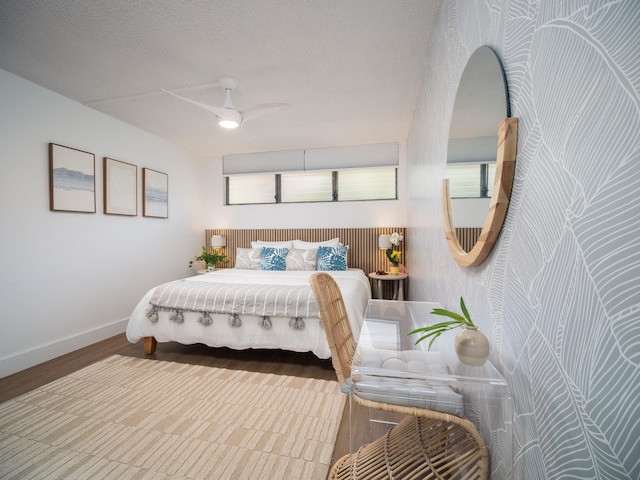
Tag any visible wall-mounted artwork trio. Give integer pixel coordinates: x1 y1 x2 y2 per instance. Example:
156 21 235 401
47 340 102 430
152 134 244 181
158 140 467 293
48 143 167 218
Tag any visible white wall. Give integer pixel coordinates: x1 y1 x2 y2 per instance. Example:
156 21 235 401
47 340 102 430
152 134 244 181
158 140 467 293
0 70 206 377
203 144 409 229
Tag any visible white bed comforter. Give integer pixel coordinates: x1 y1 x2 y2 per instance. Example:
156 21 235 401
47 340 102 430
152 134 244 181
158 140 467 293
126 268 371 359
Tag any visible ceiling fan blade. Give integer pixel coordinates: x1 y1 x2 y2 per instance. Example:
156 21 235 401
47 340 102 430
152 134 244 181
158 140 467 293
240 103 291 122
161 89 226 117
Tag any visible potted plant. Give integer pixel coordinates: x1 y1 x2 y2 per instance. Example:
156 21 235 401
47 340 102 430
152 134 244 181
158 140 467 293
385 232 403 274
188 246 227 271
409 297 490 366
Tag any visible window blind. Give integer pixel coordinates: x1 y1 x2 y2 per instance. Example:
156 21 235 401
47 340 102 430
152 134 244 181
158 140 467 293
447 136 497 163
223 149 304 175
223 142 399 175
304 143 399 171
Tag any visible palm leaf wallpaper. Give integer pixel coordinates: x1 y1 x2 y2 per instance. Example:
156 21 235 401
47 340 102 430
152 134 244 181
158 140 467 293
408 1 639 479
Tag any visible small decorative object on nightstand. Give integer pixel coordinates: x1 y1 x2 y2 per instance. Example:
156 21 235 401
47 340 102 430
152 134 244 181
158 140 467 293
368 272 408 300
379 232 404 275
189 235 227 271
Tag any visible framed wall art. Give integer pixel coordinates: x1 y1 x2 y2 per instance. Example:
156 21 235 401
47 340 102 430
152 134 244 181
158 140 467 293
143 168 168 218
49 143 96 213
103 157 137 216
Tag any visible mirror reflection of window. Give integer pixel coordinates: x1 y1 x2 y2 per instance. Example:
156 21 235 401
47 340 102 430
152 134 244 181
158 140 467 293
446 162 496 198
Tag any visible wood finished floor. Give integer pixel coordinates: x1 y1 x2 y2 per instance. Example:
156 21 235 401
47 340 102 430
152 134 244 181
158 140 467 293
0 334 393 467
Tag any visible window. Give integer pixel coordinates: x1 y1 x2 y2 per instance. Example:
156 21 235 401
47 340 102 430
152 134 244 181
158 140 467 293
487 163 496 197
227 174 275 205
338 167 397 201
281 171 333 203
447 163 495 198
223 143 399 205
226 167 397 205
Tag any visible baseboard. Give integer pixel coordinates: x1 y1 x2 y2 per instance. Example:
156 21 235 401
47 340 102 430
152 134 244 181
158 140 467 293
0 318 128 379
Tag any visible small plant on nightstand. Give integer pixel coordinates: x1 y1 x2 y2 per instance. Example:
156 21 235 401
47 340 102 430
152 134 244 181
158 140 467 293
188 246 227 270
384 231 404 274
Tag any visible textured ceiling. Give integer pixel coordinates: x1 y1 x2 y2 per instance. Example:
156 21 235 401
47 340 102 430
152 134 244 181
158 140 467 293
0 0 439 157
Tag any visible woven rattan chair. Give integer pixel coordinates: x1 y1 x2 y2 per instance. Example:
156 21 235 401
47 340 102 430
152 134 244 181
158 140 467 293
310 272 489 480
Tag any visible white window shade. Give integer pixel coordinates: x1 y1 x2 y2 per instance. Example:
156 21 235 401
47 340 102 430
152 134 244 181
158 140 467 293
304 143 399 171
447 136 497 163
223 142 399 175
223 149 304 175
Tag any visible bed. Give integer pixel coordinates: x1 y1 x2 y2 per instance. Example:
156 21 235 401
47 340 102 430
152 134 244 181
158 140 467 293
127 228 407 358
126 266 372 359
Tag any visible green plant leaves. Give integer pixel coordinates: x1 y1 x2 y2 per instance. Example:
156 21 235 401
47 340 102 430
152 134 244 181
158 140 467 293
409 320 461 346
189 246 227 268
459 297 472 325
408 297 475 348
430 297 474 326
430 308 466 323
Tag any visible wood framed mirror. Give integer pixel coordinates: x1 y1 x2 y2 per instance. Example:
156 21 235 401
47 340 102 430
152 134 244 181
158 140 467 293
442 46 518 267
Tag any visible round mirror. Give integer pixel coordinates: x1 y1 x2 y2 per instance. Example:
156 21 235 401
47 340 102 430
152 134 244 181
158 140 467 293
442 46 518 267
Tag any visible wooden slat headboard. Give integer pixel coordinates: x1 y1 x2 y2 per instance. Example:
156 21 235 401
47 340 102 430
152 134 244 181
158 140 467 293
204 227 407 277
455 227 483 253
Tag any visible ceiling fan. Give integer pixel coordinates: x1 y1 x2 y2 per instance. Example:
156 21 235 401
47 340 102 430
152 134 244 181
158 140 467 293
162 77 290 129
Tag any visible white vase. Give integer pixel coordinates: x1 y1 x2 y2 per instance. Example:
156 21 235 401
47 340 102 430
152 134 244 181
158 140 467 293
454 326 490 366
207 264 216 272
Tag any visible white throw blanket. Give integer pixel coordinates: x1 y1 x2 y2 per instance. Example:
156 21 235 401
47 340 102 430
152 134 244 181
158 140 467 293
147 280 319 318
126 268 372 359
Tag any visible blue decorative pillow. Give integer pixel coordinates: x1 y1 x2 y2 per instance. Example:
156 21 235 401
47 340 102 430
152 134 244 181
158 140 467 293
259 247 288 271
317 246 348 271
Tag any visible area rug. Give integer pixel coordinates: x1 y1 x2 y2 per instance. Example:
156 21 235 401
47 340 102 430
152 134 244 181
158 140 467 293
0 355 345 479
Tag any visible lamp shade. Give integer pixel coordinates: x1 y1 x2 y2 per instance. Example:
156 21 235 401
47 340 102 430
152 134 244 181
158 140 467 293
211 235 226 248
378 234 392 249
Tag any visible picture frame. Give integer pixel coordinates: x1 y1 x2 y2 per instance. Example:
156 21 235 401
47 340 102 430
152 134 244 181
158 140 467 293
103 157 137 216
143 168 168 218
49 143 96 213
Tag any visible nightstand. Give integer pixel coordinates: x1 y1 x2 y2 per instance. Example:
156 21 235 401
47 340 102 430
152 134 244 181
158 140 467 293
368 272 408 300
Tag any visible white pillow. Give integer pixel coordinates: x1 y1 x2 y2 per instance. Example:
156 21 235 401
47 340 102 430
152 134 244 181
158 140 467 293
235 247 262 270
292 237 341 249
286 248 318 271
251 240 294 248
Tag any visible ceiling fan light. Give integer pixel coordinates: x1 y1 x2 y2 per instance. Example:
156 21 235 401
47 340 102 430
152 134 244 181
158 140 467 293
219 119 239 129
218 107 242 129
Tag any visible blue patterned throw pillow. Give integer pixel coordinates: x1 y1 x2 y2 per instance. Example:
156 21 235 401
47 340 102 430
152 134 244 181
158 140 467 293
317 245 348 271
259 247 288 271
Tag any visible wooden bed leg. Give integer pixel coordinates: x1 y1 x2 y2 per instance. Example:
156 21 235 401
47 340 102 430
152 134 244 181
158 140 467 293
144 336 157 355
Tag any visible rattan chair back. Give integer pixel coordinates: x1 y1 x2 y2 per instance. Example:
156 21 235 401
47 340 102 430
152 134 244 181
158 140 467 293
310 272 357 385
